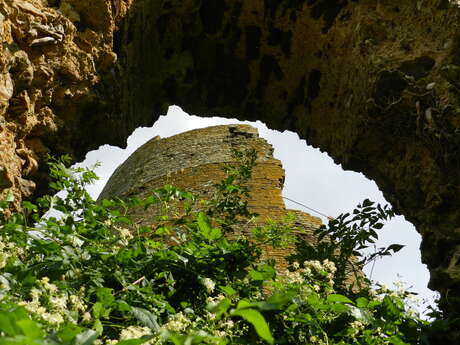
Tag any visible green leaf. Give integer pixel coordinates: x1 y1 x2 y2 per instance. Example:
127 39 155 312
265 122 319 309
56 324 83 343
16 320 43 339
389 335 409 345
21 201 37 213
101 199 115 207
248 270 265 281
209 227 222 240
0 313 17 336
96 288 115 305
92 302 103 319
347 306 374 323
362 199 374 207
387 244 405 253
382 296 403 318
0 307 30 337
327 294 354 305
373 222 384 229
208 298 231 319
74 329 99 345
231 308 274 344
264 291 297 309
93 319 103 335
131 307 160 332
0 336 34 345
116 338 153 345
219 285 237 296
236 300 252 309
356 297 369 308
329 303 351 313
5 190 14 203
197 212 211 233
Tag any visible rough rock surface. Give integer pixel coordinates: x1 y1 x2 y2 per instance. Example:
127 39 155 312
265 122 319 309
0 0 133 205
0 0 460 339
99 124 323 271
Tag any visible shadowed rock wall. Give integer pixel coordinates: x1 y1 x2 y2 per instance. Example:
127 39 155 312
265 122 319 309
99 124 322 270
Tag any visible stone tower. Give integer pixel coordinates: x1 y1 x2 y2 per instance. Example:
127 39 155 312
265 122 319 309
99 124 322 269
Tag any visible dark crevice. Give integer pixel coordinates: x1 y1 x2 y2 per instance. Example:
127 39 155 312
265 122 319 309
399 56 435 80
307 0 349 33
268 27 292 56
373 71 408 107
200 0 226 34
256 55 284 99
245 25 262 60
306 69 322 109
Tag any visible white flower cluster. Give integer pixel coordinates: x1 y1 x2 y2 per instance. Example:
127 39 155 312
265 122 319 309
373 279 422 318
120 326 152 341
105 308 237 345
201 277 216 293
303 259 337 274
206 294 226 310
163 312 191 332
0 236 24 269
17 277 89 327
276 259 337 293
105 326 154 345
114 226 134 246
346 319 388 343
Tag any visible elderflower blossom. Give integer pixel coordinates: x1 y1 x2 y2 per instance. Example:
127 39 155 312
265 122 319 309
82 312 92 322
16 277 90 328
0 253 7 269
201 277 216 293
0 237 24 269
42 312 64 325
69 294 86 311
117 227 134 241
323 259 337 273
120 326 152 340
350 320 364 330
283 269 305 284
206 294 226 306
163 312 191 332
304 260 323 271
30 288 42 300
50 295 68 310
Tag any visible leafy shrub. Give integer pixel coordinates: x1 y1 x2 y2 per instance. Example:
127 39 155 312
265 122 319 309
0 153 433 344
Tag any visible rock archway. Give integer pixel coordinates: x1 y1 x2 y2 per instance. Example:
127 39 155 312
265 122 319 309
0 0 459 338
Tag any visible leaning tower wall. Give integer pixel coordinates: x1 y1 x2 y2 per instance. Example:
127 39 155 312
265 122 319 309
99 124 322 270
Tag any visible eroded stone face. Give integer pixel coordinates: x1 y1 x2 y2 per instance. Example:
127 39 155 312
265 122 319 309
0 0 133 205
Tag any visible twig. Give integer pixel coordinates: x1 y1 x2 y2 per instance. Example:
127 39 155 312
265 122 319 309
114 276 146 295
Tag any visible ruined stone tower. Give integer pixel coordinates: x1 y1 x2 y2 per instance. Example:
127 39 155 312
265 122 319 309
99 124 322 269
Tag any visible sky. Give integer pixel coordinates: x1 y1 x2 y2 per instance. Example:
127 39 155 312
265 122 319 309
76 105 439 314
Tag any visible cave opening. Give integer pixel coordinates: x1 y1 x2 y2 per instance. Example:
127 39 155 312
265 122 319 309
75 105 438 315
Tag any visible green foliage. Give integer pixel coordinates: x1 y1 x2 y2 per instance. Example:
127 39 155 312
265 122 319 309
0 151 436 344
289 199 402 296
